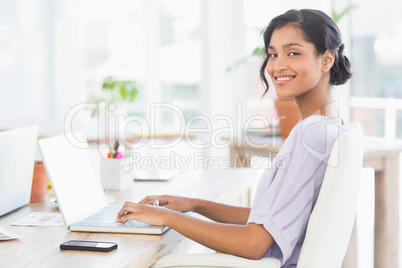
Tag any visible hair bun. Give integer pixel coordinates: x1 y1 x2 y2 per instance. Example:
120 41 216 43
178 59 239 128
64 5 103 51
330 43 352 85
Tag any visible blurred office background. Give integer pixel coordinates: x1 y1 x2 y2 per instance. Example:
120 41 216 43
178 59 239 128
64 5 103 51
2 0 402 139
0 0 402 267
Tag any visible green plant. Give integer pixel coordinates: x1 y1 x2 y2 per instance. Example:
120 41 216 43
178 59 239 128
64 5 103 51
227 5 358 72
226 47 264 72
89 76 139 117
332 4 358 24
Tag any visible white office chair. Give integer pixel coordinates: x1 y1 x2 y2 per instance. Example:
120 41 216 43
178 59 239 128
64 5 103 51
152 122 365 268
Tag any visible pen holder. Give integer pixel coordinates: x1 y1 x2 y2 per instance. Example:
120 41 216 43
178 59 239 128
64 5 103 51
100 158 133 191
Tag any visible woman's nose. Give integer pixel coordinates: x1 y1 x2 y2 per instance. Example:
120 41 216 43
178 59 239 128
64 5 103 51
274 55 287 72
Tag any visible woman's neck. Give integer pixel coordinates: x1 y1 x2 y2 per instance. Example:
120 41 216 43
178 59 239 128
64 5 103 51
294 86 334 120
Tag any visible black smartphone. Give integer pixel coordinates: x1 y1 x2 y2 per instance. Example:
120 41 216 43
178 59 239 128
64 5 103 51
60 240 117 252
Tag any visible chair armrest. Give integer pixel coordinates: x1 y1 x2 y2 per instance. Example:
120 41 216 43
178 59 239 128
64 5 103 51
151 253 281 268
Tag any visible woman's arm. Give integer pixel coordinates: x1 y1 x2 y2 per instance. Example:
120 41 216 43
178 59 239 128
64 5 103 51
191 199 251 225
139 195 251 225
116 202 273 260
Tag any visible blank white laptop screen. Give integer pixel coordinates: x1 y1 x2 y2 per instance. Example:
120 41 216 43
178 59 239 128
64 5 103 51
39 132 107 226
0 125 38 217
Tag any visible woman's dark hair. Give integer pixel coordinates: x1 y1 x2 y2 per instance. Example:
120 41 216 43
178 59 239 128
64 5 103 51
260 9 352 95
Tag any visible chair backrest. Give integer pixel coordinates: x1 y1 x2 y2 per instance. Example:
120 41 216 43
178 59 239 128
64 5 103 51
297 122 364 268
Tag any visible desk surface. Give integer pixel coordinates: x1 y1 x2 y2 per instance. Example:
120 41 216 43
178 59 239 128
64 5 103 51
0 168 261 268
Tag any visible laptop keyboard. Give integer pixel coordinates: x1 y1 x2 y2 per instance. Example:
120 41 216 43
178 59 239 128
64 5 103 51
85 205 121 224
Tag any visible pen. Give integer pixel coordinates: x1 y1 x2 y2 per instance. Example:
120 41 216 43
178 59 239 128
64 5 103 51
116 144 125 159
107 146 113 158
113 140 119 158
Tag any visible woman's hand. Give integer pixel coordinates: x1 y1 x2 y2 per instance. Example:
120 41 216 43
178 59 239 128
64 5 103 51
116 201 172 226
139 195 195 213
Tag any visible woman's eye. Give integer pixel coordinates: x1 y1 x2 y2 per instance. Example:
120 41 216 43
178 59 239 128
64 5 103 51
268 53 277 58
288 52 300 56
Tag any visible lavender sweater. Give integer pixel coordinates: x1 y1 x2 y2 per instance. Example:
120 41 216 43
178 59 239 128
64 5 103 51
247 115 346 267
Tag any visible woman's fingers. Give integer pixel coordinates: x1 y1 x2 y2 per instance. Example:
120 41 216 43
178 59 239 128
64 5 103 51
139 195 161 205
116 202 138 222
116 202 169 226
139 195 191 212
139 195 172 207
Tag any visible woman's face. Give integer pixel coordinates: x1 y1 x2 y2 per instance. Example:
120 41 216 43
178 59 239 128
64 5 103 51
266 25 326 99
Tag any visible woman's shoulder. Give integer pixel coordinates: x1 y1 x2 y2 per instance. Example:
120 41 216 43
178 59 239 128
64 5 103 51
279 115 346 159
295 115 345 137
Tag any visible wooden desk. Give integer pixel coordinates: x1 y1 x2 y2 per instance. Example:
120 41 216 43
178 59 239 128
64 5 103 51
227 135 402 268
0 168 261 268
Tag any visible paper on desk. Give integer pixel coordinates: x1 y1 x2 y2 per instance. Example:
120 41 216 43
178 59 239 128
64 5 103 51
11 212 64 227
0 226 22 241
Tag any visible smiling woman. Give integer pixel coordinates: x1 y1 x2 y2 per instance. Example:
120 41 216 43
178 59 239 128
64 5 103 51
116 9 352 268
260 10 352 119
266 27 326 99
257 8 352 138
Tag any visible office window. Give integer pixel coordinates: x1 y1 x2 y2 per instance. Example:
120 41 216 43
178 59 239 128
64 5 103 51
397 110 402 140
350 0 402 139
155 0 202 130
0 0 203 136
83 0 149 138
84 0 148 97
0 0 83 123
352 108 385 137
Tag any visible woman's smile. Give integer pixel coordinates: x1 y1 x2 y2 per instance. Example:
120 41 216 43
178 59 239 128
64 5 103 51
275 75 296 85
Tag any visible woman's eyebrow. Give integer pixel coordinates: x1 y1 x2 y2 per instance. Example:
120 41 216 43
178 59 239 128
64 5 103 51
267 43 304 49
284 42 304 48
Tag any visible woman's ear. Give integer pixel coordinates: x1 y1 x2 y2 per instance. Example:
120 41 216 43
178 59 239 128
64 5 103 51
321 50 335 72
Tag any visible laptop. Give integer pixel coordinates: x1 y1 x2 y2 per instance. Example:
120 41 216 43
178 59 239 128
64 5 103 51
38 131 169 235
0 125 38 217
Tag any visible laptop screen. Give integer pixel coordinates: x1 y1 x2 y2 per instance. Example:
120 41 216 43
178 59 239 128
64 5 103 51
0 125 38 216
39 132 107 227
